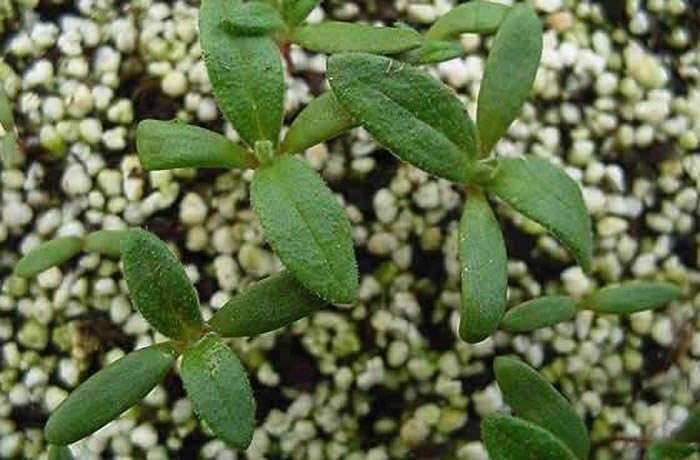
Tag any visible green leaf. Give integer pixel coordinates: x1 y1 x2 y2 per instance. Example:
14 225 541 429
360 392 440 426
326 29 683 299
425 1 509 40
481 414 578 460
209 271 326 337
281 91 358 154
48 445 74 460
647 441 699 460
476 5 542 156
200 0 284 146
136 120 253 171
222 1 285 35
121 229 203 341
14 237 84 278
83 230 130 258
282 0 320 27
494 356 590 459
0 86 14 130
459 190 507 343
674 409 700 443
328 52 478 182
251 155 358 303
500 296 577 333
44 342 177 445
484 156 593 273
291 22 421 55
1 133 21 169
399 39 464 65
181 333 255 449
582 281 680 315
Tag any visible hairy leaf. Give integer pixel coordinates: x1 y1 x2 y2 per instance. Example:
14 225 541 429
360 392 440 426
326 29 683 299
282 0 320 27
484 156 593 272
251 155 358 303
674 410 700 443
647 441 699 460
222 1 285 35
84 230 130 258
281 91 358 154
181 334 255 449
209 271 326 337
459 190 507 342
48 445 74 460
500 296 577 333
494 356 590 459
425 1 509 40
328 52 478 182
477 5 542 155
136 120 252 171
44 343 177 445
14 237 83 278
482 414 578 460
121 229 203 340
400 39 464 65
582 281 680 315
291 22 421 55
200 0 284 146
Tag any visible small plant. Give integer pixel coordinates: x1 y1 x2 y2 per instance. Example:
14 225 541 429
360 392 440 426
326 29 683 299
484 356 700 460
30 229 325 452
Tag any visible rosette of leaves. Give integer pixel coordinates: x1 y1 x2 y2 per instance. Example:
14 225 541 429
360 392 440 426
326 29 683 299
41 229 326 451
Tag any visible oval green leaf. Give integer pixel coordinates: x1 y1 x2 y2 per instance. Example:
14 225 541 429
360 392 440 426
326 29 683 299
291 22 421 55
281 91 358 154
14 237 84 278
136 120 253 171
476 5 542 156
582 281 680 315
222 1 285 35
0 87 20 168
328 52 478 182
482 414 578 460
399 39 464 65
425 1 509 40
282 0 320 27
459 190 507 343
83 230 130 258
209 271 326 337
181 333 255 449
45 342 177 445
48 445 74 460
121 229 203 341
500 296 577 333
494 356 590 459
674 410 700 443
251 155 358 303
484 156 593 273
647 441 699 460
200 0 284 147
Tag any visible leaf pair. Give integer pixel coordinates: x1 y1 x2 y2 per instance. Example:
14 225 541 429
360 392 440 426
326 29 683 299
483 356 589 459
14 230 129 278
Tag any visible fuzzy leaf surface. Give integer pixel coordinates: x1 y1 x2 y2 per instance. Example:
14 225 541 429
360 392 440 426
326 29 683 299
282 0 320 27
281 91 358 154
222 1 285 35
209 271 326 337
484 156 593 272
500 296 577 333
44 343 177 445
459 190 507 342
477 5 542 155
181 334 255 449
121 229 203 340
251 155 358 303
200 0 284 146
84 230 130 258
292 22 421 55
425 1 509 40
482 414 578 460
328 52 477 182
14 237 83 278
136 120 252 170
494 356 590 459
582 281 680 315
400 39 464 64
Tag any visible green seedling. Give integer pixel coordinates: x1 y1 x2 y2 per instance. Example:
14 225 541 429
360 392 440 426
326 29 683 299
39 229 326 450
487 357 700 460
